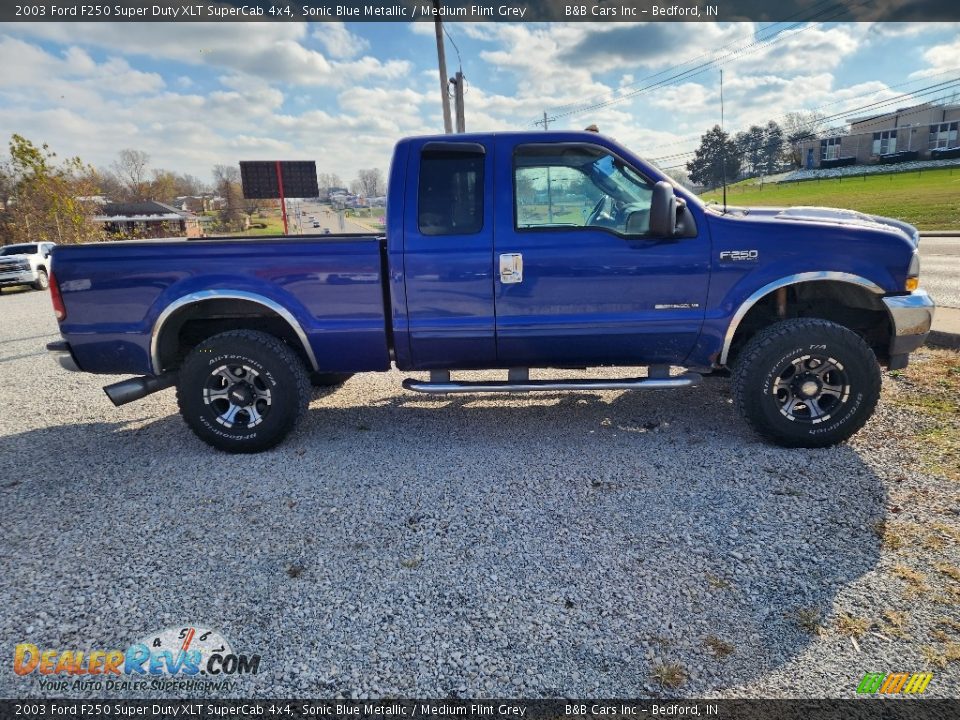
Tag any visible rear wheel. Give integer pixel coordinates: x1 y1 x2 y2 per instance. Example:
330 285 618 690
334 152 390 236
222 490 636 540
33 269 49 291
176 330 310 453
732 318 881 448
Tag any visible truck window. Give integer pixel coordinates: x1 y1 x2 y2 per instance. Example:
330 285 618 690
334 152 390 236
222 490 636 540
418 149 484 235
514 144 654 235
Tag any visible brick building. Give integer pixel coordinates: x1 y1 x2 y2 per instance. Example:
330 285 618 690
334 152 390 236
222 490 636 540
797 101 960 169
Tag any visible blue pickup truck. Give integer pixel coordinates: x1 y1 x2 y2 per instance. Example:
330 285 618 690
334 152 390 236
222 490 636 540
46 131 934 453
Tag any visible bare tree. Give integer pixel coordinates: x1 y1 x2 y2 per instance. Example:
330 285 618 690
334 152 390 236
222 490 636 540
112 149 151 201
782 111 828 167
351 168 383 198
212 164 245 231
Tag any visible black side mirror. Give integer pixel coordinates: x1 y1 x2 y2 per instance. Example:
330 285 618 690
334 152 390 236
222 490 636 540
649 181 678 237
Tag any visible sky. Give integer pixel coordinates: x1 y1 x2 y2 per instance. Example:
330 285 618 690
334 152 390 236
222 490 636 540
0 20 958 187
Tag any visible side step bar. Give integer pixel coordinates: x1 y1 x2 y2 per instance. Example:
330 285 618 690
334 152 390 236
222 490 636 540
402 372 702 395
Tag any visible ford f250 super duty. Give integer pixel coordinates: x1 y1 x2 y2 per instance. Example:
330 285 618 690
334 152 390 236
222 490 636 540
46 131 935 453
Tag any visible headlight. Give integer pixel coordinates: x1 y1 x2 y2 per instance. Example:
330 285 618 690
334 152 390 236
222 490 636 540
905 250 920 292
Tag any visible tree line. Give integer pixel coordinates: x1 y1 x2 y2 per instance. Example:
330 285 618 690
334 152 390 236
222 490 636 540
0 134 386 245
685 110 845 189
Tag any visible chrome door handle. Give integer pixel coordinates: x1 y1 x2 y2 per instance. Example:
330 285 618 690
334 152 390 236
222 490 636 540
499 253 523 284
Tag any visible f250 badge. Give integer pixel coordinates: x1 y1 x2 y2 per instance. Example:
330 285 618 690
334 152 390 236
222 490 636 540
720 250 759 262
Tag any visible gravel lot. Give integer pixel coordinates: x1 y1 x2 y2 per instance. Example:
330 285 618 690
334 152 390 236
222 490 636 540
1 288 958 699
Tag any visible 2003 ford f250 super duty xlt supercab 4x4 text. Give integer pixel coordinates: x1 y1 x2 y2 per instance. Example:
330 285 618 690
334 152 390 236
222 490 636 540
46 131 935 453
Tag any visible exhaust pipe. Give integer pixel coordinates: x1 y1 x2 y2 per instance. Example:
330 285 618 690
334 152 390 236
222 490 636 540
103 372 177 407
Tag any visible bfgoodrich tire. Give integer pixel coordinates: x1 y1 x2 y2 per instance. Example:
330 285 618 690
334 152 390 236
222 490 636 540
176 330 310 453
732 318 881 448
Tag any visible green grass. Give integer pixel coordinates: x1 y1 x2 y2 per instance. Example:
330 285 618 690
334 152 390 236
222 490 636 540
700 167 960 230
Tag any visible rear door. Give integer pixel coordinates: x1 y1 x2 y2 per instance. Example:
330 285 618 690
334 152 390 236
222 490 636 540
493 138 711 367
401 139 497 369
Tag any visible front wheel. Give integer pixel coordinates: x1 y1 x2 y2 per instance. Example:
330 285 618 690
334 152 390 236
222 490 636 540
176 330 310 453
33 269 49 291
732 318 881 448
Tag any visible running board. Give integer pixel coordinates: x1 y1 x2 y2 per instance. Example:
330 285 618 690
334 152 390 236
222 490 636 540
402 373 702 395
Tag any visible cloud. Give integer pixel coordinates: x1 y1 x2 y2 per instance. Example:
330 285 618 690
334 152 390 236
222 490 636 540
312 22 370 59
910 37 960 78
12 22 408 87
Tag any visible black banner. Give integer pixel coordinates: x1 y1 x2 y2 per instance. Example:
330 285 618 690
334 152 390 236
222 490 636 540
4 0 960 23
3 699 960 720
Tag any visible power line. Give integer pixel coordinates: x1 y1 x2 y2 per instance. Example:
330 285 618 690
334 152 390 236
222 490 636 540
537 0 863 127
650 77 960 165
639 65 960 155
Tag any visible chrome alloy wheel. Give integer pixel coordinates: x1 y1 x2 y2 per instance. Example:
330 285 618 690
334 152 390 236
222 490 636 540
772 354 850 424
203 363 272 429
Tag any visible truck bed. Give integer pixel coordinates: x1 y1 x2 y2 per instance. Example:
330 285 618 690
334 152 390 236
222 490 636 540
53 235 392 376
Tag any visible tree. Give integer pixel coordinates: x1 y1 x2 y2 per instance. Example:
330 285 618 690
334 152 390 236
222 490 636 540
112 149 151 201
351 168 383 198
782 111 827 167
3 134 100 245
212 164 245 231
317 172 343 195
761 120 786 175
686 125 741 189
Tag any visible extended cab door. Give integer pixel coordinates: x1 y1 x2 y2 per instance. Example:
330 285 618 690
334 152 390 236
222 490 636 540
401 139 497 369
493 138 710 367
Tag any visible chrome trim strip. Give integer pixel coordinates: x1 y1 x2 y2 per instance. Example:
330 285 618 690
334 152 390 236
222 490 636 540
719 272 885 367
882 290 935 337
402 373 702 395
150 290 319 374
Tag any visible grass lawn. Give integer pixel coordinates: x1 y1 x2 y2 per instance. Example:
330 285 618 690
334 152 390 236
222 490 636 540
700 167 960 231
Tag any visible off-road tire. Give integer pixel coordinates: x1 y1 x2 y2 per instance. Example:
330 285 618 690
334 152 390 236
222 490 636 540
33 269 49 291
310 372 353 388
732 318 881 448
177 330 310 453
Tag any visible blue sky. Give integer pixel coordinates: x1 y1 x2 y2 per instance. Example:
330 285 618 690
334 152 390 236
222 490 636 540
0 21 958 186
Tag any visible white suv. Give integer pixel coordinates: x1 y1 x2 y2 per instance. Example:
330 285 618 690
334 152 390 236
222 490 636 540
0 242 56 292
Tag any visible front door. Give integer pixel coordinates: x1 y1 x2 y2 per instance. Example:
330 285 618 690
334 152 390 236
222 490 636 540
493 138 711 367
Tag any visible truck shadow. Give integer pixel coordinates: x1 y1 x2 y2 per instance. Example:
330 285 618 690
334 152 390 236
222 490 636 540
0 378 887 697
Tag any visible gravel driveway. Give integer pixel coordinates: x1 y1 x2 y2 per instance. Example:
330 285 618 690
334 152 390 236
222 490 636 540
1 289 958 699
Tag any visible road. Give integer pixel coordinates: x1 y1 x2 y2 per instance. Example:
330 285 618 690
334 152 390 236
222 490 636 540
289 201 378 235
919 234 960 308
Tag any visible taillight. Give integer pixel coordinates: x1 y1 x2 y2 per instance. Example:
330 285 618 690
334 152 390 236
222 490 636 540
49 269 66 321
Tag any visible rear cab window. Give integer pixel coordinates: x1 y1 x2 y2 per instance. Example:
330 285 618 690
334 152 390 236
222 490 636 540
418 144 485 235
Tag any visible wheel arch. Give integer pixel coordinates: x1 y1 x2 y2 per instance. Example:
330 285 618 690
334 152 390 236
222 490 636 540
151 290 319 375
721 272 888 367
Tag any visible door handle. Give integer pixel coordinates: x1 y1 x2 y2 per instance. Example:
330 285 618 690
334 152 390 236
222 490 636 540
499 253 523 284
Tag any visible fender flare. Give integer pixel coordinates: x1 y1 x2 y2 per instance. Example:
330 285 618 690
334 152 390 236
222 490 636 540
150 289 319 374
719 271 885 366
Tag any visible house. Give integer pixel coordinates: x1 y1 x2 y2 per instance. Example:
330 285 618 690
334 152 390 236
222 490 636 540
797 101 960 169
93 201 202 239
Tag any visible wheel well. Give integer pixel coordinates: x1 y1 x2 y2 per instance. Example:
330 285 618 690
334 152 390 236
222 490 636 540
726 280 891 367
155 298 313 373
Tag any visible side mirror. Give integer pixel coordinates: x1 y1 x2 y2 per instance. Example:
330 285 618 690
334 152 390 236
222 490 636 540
649 181 678 237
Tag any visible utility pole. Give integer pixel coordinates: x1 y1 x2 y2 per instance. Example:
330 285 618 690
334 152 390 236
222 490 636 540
433 0 453 134
452 72 466 133
542 111 549 130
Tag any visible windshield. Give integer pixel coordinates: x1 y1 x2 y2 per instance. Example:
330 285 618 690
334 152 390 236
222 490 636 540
0 244 37 255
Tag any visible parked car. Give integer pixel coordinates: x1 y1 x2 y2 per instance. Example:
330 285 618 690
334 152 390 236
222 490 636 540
312 221 321 228
0 242 55 292
46 131 933 453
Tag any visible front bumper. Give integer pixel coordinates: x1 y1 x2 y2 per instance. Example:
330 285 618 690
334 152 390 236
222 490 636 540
883 290 935 361
47 340 80 372
0 270 35 287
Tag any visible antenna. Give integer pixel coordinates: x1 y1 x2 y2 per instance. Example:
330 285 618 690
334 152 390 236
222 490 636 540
720 69 727 212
